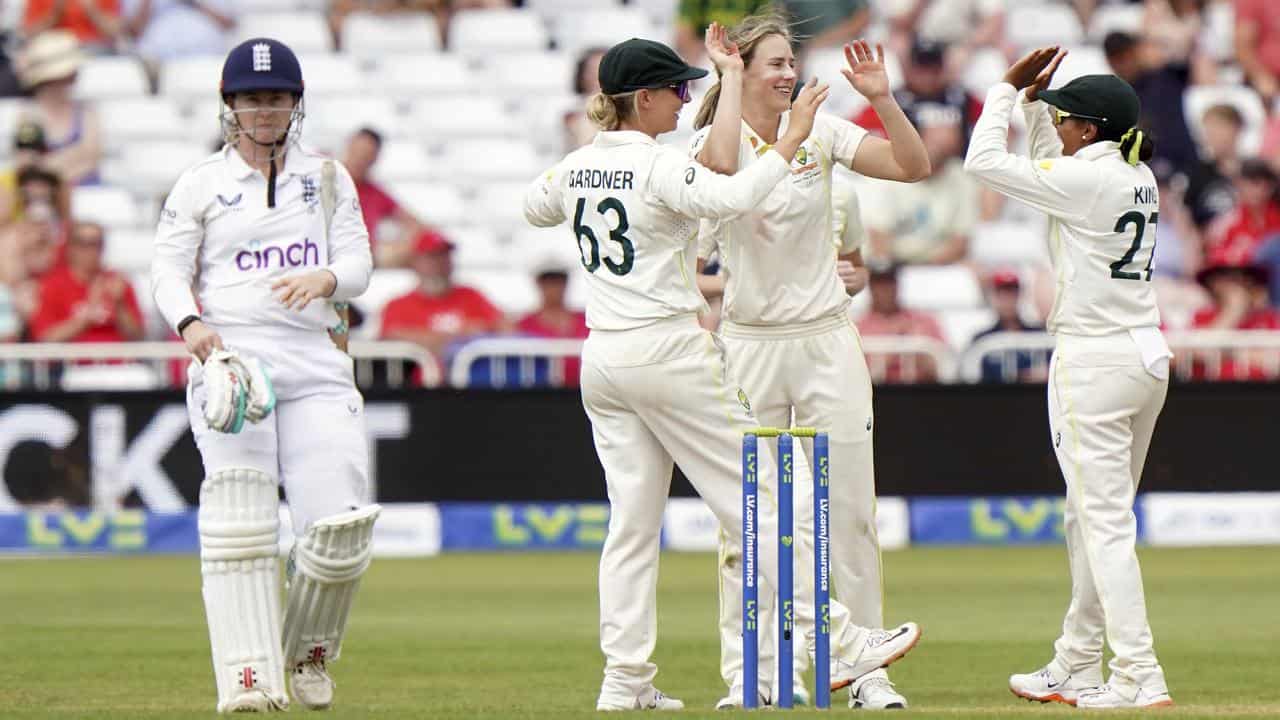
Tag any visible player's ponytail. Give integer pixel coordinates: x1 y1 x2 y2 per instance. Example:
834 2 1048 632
693 8 795 131
1118 126 1154 166
586 91 636 131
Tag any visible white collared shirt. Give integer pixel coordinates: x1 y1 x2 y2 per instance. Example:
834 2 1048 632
523 129 790 331
151 143 372 335
964 83 1161 336
690 112 869 326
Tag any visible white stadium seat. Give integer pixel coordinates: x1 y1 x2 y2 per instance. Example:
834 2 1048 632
235 13 333 54
304 96 404 146
369 140 434 183
412 96 517 143
454 268 539 314
554 8 665 57
1048 45 1112 87
1088 3 1144 42
1184 84 1268 157
351 268 418 338
961 48 1008 99
72 186 142 230
445 225 505 269
970 220 1050 267
485 52 573 97
103 227 156 274
385 182 468 226
74 57 150 100
98 98 189 145
525 0 618 17
898 265 983 311
372 53 472 94
1005 3 1084 50
104 141 212 196
294 53 365 95
441 138 542 184
160 57 226 103
449 9 549 57
938 308 997 351
342 12 441 54
469 182 532 236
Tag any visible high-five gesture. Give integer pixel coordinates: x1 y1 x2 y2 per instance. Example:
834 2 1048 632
704 21 743 74
785 77 831 142
842 40 890 101
1026 48 1067 101
1003 46 1062 94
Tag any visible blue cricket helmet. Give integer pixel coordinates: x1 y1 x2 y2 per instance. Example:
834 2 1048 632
220 37 304 97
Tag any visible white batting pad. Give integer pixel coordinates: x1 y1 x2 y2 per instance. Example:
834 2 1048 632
283 504 381 666
199 468 288 712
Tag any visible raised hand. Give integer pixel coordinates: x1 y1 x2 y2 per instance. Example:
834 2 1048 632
784 77 831 142
841 40 890 101
704 21 743 74
1026 48 1067 101
1003 46 1060 92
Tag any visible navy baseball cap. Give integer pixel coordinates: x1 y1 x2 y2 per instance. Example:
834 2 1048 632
221 38 304 96
598 38 707 95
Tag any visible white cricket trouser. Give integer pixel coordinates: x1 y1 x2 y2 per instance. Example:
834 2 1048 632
186 326 370 534
582 314 874 705
714 313 884 690
1047 331 1168 694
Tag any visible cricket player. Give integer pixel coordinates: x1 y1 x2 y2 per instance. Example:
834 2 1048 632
523 37 922 712
965 47 1174 709
151 37 377 712
690 12 930 709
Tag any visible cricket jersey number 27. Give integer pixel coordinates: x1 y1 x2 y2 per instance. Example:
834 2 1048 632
574 197 634 276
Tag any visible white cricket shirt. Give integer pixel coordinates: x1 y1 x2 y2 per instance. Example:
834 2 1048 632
151 143 372 335
965 83 1161 335
691 112 868 326
523 130 791 331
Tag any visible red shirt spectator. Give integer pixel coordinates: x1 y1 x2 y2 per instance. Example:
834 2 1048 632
1204 160 1280 265
516 267 588 385
380 230 506 384
28 221 143 342
1188 262 1280 380
855 263 947 383
24 0 120 48
1237 0 1280 99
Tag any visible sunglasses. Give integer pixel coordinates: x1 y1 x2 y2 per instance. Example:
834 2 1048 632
665 80 692 102
1052 107 1108 127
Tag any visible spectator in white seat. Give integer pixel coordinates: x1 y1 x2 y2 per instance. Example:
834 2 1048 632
860 105 977 265
122 0 236 73
17 32 103 186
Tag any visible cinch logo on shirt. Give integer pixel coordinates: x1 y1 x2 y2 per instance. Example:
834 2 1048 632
235 238 319 271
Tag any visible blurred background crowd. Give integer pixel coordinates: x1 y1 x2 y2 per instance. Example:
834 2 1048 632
1 0 1278 387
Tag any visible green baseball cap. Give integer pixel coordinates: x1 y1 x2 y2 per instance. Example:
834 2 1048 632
1038 74 1140 132
598 38 707 95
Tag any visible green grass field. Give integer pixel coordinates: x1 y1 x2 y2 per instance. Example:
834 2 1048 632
2 547 1277 719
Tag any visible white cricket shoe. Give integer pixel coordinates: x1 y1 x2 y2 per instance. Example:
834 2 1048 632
1077 683 1174 709
291 660 335 710
1009 665 1097 706
221 689 287 713
596 686 684 711
851 677 907 709
830 623 922 691
715 684 770 710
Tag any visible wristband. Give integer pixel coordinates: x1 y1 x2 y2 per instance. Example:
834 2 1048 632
177 315 201 336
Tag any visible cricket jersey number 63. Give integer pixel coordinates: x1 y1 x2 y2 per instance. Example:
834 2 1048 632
573 196 635 276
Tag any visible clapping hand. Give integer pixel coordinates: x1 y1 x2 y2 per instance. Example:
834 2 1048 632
704 22 743 74
842 40 890 101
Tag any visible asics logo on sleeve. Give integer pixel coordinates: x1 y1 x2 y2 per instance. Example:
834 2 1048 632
235 238 320 270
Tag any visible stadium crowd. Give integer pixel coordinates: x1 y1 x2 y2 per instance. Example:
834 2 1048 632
0 0 1278 385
